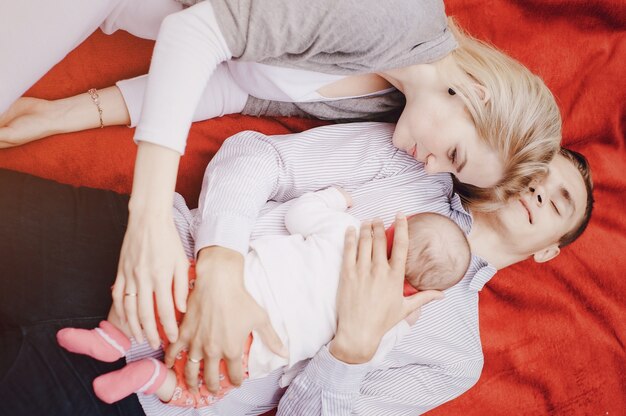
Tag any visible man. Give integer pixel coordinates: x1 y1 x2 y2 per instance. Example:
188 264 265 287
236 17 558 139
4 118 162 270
0 122 592 415
125 122 593 415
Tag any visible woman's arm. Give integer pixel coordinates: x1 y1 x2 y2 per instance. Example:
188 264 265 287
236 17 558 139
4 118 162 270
112 1 236 349
111 141 189 347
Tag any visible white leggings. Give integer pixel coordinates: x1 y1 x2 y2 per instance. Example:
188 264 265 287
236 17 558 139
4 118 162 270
0 0 248 121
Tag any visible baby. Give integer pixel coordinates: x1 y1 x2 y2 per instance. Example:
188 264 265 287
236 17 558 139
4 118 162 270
57 187 471 408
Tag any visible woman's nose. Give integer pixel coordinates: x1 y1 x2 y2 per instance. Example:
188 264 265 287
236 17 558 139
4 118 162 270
530 185 546 206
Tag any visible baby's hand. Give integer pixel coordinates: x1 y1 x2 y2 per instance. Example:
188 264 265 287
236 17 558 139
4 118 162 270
333 186 353 208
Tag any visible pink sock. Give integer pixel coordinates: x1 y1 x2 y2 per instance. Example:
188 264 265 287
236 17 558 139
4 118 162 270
93 358 168 404
57 320 131 362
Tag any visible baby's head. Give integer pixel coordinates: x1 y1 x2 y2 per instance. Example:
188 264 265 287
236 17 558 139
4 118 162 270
405 213 471 291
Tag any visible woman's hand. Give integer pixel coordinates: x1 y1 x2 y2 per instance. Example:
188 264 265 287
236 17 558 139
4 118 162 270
329 214 444 364
111 142 187 349
0 87 130 148
0 97 62 147
164 246 286 394
112 212 190 349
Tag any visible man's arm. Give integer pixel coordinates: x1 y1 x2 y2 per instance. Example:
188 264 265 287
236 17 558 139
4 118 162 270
191 122 399 256
277 350 482 415
277 217 475 415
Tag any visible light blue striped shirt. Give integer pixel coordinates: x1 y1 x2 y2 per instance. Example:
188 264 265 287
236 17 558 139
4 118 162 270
128 122 497 415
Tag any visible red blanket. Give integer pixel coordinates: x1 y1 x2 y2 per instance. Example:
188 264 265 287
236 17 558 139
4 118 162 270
1 0 624 414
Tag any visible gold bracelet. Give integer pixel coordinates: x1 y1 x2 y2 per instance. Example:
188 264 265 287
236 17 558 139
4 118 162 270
87 88 104 128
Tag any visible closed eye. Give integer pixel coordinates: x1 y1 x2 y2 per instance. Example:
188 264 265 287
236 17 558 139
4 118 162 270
448 148 457 164
551 200 561 216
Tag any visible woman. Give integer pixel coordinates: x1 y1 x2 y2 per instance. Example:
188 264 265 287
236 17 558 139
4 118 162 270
0 0 561 386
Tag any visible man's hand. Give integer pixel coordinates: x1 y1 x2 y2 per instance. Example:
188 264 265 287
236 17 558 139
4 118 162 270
330 214 444 364
165 246 287 393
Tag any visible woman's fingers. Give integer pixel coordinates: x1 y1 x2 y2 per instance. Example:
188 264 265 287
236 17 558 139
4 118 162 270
174 258 190 314
122 278 144 344
203 351 222 393
137 277 160 349
184 346 203 394
224 354 244 387
155 281 179 344
256 317 288 358
389 212 409 273
164 339 186 368
111 275 127 324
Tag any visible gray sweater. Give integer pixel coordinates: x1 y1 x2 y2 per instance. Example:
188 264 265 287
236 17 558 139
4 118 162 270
177 0 457 121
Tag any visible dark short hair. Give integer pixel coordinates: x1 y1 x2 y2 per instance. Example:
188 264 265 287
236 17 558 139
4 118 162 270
557 147 594 247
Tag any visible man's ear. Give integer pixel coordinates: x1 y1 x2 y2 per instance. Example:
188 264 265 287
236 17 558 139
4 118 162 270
472 83 490 104
532 244 560 263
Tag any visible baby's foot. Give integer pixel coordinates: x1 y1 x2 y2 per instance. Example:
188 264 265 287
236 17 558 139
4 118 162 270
57 320 130 362
93 358 168 404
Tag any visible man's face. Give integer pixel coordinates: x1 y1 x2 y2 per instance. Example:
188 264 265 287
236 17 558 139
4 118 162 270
491 153 588 261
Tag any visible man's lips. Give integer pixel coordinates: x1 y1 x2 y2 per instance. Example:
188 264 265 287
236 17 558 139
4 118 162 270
520 199 533 224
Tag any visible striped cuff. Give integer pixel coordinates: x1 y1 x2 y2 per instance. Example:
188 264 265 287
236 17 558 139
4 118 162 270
304 345 372 394
191 213 253 258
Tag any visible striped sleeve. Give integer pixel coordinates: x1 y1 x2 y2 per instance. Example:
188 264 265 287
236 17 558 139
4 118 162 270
278 350 483 415
191 122 401 256
276 346 371 415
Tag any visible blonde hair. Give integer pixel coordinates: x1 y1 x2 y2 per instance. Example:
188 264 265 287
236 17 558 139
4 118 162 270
440 18 562 211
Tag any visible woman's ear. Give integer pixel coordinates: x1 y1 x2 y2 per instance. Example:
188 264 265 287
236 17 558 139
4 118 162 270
472 83 491 104
532 244 560 263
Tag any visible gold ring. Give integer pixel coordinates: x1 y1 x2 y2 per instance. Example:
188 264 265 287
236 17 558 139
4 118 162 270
188 357 201 363
124 292 138 297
